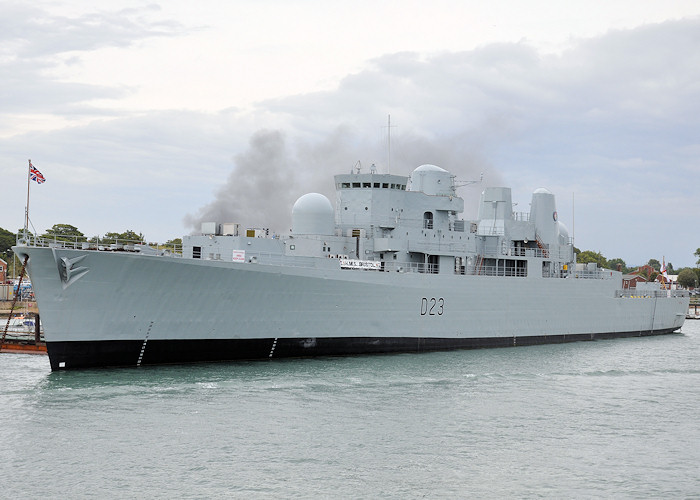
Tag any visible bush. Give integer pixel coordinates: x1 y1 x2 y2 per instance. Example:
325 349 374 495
678 268 699 288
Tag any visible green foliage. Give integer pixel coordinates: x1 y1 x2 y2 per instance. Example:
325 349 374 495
606 257 629 273
677 268 698 288
147 237 182 255
573 249 674 275
0 226 16 268
695 248 700 266
119 230 144 242
98 232 121 245
577 250 608 268
42 224 86 243
675 267 700 287
92 230 145 245
0 226 15 254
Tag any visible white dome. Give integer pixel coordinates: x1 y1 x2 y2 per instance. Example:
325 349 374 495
557 221 569 245
413 164 447 173
291 193 334 235
533 187 552 194
408 164 453 195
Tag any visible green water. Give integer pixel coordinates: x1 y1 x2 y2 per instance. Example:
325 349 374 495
2 322 700 498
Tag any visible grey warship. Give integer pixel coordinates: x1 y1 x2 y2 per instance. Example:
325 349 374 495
13 163 689 370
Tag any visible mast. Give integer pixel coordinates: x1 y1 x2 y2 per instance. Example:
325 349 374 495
25 159 31 238
384 115 397 174
387 114 391 174
572 192 575 250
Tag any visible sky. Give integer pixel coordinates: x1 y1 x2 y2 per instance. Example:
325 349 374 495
1 0 699 268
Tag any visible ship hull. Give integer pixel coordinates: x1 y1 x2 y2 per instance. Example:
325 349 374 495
15 246 689 370
46 329 682 371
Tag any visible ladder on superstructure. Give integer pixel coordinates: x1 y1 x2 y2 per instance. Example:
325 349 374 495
535 234 549 258
473 255 484 275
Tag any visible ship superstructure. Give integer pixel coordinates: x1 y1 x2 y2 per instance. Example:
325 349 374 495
185 164 573 280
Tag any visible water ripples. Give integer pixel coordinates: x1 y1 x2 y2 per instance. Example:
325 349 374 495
1 323 699 497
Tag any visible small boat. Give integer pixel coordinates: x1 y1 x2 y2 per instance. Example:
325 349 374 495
5 315 36 333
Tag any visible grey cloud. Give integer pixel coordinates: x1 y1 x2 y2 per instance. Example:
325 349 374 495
0 3 182 57
266 17 700 150
2 109 240 185
0 3 184 125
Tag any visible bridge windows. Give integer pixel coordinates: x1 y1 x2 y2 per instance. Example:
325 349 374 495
336 181 407 190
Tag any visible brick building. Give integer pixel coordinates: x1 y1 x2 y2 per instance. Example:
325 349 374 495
0 257 6 283
622 274 647 289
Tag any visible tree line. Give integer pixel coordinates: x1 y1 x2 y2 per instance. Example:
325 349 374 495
575 248 700 288
0 224 182 276
38 223 146 245
34 224 182 249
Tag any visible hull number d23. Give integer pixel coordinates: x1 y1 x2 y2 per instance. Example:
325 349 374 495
421 297 445 316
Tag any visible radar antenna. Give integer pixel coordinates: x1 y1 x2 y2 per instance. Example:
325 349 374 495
383 114 396 174
454 172 484 189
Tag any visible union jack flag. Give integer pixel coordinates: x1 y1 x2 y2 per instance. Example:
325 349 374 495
29 161 45 184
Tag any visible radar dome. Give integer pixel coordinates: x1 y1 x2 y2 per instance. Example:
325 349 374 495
408 164 454 196
558 221 569 245
291 193 334 235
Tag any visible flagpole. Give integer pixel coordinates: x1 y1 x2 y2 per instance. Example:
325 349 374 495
25 159 31 238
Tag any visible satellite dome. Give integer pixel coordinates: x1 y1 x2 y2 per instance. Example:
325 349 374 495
414 164 447 173
291 193 334 235
557 221 569 245
408 164 454 195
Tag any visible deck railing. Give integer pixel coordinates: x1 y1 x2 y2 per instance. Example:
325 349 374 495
19 233 687 292
16 233 182 255
616 289 689 298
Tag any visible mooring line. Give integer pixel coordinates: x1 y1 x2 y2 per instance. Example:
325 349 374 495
2 255 29 349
